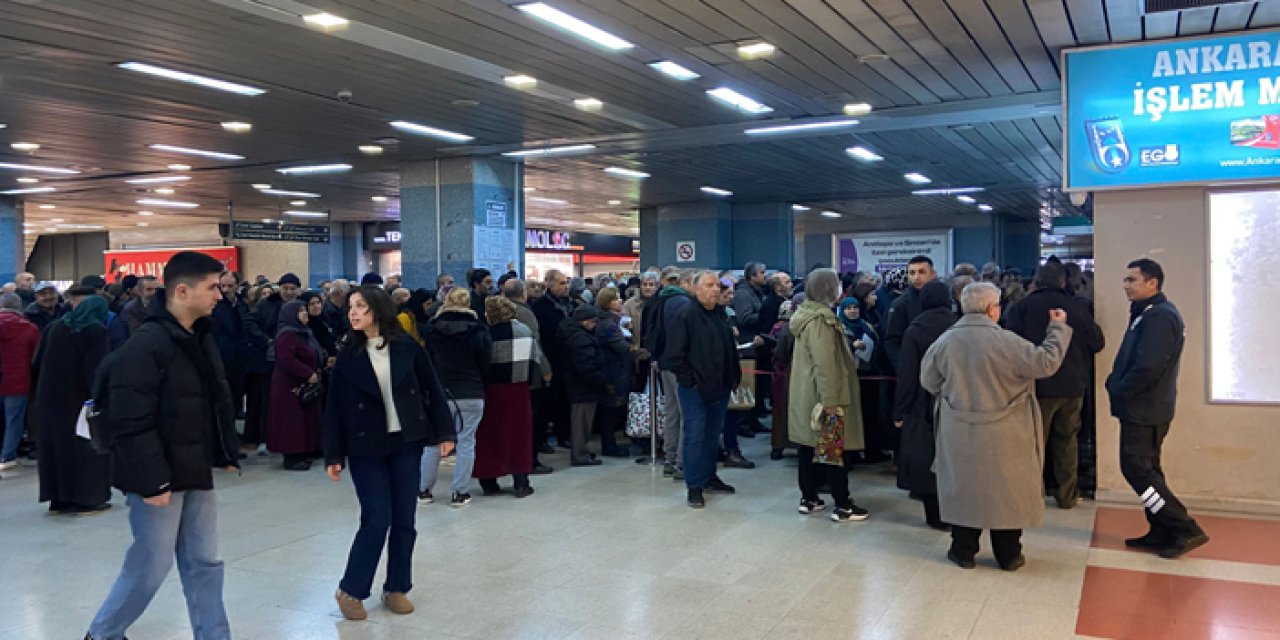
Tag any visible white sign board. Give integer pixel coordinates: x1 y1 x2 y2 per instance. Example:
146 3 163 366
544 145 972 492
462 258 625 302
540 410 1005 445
832 229 953 275
675 240 696 263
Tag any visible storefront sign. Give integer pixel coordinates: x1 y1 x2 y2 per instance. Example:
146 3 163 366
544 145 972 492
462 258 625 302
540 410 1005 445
230 221 330 243
526 228 573 250
365 222 402 250
104 246 240 284
832 229 952 275
1065 29 1280 190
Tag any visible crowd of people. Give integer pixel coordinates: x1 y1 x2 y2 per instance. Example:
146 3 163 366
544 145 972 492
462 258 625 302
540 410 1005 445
0 251 1209 638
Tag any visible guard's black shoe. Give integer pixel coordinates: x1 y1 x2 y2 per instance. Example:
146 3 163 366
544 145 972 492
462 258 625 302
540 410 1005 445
1159 533 1210 559
1000 555 1027 572
705 477 736 494
947 550 975 569
1124 531 1167 550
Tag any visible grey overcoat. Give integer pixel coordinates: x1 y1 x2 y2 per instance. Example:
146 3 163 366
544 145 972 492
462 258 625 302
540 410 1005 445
920 314 1072 530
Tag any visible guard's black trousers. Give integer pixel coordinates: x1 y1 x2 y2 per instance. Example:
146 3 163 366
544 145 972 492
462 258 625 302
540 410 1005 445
1119 422 1203 540
950 526 1022 566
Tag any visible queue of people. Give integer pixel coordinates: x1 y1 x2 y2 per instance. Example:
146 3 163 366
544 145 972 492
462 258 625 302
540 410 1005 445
0 252 1210 639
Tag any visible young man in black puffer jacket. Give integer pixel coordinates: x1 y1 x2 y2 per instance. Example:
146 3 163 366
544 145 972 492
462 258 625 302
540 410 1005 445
87 251 241 640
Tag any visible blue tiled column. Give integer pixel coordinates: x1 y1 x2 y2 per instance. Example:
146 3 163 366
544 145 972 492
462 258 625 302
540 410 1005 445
307 222 368 286
0 198 22 283
638 201 732 268
400 158 522 288
731 202 793 272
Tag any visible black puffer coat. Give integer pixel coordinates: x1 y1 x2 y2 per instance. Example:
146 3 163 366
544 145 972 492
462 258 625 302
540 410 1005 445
894 281 956 495
558 318 605 403
425 309 492 400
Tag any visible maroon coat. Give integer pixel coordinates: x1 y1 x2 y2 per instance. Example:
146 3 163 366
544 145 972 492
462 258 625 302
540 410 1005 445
267 330 322 454
0 312 39 396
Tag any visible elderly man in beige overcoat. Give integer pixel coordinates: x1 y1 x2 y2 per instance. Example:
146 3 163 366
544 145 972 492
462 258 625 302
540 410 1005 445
921 282 1072 571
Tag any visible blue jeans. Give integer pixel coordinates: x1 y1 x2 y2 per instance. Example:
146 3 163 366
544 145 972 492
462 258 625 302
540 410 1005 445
677 386 729 491
88 490 229 640
420 398 483 495
341 439 423 600
723 409 745 454
0 395 27 462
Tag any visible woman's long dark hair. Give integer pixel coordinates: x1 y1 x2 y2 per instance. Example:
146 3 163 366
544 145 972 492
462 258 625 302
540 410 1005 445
344 286 404 353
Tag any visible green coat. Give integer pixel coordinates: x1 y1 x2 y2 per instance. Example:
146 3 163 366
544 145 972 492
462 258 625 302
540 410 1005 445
787 301 865 450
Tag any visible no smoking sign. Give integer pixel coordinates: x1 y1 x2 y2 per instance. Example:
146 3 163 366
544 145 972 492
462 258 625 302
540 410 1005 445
676 240 696 263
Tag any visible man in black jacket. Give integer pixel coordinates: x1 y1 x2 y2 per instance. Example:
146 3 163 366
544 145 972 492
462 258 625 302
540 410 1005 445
1004 261 1104 509
884 256 938 373
212 271 268 422
531 269 575 450
559 307 604 466
1106 258 1207 559
87 251 241 640
666 271 741 509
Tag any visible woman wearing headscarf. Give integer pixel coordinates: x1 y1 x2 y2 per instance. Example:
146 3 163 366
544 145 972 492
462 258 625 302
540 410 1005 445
593 287 635 458
623 271 660 348
473 296 543 497
788 269 868 521
33 295 112 514
768 299 798 460
301 291 337 359
397 288 433 347
267 300 324 470
893 281 958 530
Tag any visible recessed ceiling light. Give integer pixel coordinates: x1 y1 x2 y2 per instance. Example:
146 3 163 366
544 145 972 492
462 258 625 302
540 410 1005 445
49 218 64 223
451 99 480 107
38 204 55 209
16 177 38 184
523 187 536 192
706 87 773 114
503 74 538 89
220 121 252 133
260 189 321 198
978 204 994 212
529 196 568 206
117 62 266 96
737 42 776 59
700 186 733 197
911 187 985 196
261 218 275 224
137 222 150 227
574 98 603 112
745 119 858 136
275 164 352 175
149 144 244 161
138 211 154 216
167 164 192 171
648 60 700 81
136 198 198 208
502 144 596 158
858 53 892 64
843 102 873 116
358 145 384 155
821 210 842 218
0 162 79 175
904 173 932 185
371 195 388 202
11 142 39 152
389 120 475 143
290 200 307 206
515 3 633 50
23 229 32 235
792 204 810 212
251 183 271 190
125 175 191 185
303 12 349 29
957 195 976 204
1 187 55 195
604 167 649 179
154 188 177 195
846 146 883 162
284 210 328 218
607 200 621 206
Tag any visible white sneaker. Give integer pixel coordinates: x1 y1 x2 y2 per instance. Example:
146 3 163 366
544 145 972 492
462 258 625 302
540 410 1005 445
256 443 268 456
0 460 19 471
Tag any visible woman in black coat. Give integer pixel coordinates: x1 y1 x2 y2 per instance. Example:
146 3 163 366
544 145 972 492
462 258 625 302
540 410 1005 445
324 286 456 621
34 295 112 514
893 280 958 530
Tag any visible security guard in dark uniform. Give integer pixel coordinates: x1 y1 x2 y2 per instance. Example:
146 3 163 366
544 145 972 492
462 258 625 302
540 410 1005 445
1106 258 1209 559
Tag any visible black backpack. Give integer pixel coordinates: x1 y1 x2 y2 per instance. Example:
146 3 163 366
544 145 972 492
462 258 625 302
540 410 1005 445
87 335 170 454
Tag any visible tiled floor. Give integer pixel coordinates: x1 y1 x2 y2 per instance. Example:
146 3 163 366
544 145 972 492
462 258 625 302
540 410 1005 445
0 433 1270 640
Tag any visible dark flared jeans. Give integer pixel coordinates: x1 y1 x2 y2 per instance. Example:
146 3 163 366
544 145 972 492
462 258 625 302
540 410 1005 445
340 437 423 600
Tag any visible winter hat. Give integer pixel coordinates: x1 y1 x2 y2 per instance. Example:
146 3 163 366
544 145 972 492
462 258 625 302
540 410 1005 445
360 272 384 286
572 307 598 322
34 281 58 293
278 273 302 287
80 275 107 290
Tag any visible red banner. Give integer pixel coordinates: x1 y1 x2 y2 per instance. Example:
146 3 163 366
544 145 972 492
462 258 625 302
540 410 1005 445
103 247 240 285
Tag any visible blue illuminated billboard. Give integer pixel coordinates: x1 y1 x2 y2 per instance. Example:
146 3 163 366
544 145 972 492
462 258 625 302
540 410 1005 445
1064 29 1280 191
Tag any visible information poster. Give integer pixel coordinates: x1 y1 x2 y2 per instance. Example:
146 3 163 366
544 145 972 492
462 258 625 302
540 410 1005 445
473 198 519 275
832 229 952 275
1065 29 1280 190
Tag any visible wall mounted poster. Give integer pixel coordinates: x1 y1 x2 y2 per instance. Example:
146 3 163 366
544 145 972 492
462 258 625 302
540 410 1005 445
832 229 952 275
1065 28 1280 190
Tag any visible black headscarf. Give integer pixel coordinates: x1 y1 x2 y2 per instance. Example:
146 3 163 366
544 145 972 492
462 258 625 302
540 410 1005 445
407 288 433 324
277 299 324 359
298 291 335 356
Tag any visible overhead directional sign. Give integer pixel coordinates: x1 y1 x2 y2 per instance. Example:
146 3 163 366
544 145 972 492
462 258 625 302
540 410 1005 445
230 220 330 243
1065 28 1280 190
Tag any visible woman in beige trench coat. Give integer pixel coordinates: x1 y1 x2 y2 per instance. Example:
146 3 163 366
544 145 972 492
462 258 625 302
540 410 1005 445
788 269 868 522
921 282 1072 571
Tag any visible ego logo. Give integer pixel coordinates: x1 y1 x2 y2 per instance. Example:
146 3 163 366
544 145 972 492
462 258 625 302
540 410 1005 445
1140 144 1180 167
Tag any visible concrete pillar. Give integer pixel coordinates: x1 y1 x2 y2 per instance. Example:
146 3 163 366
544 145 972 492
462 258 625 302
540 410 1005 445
731 202 793 272
637 201 731 268
307 222 368 286
400 157 522 288
997 214 1040 273
0 197 22 283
